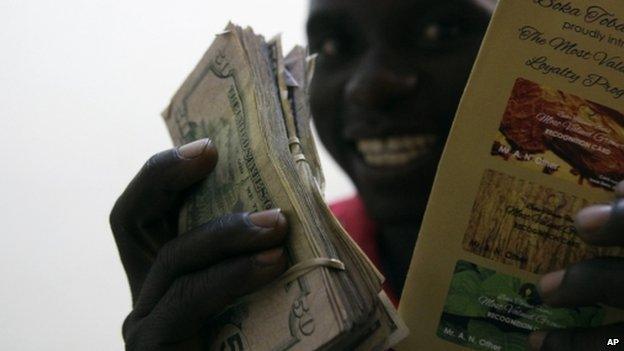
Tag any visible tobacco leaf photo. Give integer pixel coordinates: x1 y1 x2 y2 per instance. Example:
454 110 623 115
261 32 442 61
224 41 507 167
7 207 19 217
463 169 624 274
493 78 624 191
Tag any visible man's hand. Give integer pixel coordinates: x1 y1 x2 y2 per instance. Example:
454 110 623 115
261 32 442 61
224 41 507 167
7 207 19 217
529 183 624 350
109 139 288 350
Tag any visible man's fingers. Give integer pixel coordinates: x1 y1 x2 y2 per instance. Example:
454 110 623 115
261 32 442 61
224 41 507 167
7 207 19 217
110 138 217 261
615 181 624 197
575 199 624 246
133 210 287 314
141 249 287 343
537 258 624 308
111 138 218 232
158 210 287 276
528 323 624 351
110 139 217 300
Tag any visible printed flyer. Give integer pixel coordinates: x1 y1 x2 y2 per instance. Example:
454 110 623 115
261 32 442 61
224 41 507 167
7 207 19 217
398 1 624 350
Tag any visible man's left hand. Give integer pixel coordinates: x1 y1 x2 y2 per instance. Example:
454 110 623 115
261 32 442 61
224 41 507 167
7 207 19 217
529 183 624 350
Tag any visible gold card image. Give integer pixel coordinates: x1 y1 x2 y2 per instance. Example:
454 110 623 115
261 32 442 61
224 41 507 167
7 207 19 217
492 78 624 191
463 169 624 274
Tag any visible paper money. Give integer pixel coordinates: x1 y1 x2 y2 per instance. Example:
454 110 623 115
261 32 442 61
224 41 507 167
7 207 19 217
162 23 406 350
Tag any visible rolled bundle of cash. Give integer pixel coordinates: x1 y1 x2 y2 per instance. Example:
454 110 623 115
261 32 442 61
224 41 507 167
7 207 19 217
162 23 407 351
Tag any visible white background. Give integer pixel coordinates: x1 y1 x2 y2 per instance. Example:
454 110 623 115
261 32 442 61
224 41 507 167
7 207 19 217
0 1 354 349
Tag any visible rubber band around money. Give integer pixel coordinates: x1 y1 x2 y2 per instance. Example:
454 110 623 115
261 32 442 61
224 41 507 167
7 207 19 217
279 257 346 283
288 136 302 148
288 137 308 163
229 258 346 309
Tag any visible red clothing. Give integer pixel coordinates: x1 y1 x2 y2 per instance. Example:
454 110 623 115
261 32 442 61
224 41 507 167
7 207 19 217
329 196 399 306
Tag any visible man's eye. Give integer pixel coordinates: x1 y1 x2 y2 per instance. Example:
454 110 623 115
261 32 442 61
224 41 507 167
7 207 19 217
421 22 461 44
321 38 339 57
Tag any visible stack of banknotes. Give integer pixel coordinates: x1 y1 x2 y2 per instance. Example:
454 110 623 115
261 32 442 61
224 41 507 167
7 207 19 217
162 23 408 351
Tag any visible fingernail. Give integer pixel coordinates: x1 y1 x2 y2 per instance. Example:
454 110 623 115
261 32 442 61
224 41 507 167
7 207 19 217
538 270 565 299
616 182 624 197
575 205 612 235
249 209 282 228
528 331 547 351
178 138 211 159
254 247 284 266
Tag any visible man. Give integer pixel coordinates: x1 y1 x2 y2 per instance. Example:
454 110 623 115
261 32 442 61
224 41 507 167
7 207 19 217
110 0 624 350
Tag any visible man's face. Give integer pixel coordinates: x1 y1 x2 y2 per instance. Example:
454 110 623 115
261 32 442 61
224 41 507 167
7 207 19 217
307 0 490 223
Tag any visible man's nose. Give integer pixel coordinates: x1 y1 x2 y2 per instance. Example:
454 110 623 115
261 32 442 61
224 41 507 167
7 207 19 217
345 51 418 111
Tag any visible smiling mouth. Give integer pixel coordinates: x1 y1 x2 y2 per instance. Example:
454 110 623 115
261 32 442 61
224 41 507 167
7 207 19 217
355 135 438 167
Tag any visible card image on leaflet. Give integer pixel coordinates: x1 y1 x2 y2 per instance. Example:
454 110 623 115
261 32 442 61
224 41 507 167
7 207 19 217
491 78 624 191
437 260 604 351
463 169 624 274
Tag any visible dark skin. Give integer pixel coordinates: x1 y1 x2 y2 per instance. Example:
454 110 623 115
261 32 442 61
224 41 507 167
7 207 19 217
307 0 490 294
110 141 289 349
111 0 624 350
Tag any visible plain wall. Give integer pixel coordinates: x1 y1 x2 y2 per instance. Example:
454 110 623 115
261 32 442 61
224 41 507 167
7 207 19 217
0 1 354 349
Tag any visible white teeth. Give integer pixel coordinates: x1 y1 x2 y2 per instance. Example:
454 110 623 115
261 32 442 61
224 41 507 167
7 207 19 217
356 135 437 167
359 139 384 153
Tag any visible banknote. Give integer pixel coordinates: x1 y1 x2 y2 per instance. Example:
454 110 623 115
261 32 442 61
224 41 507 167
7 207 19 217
162 23 405 350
